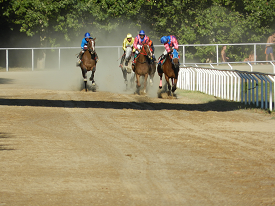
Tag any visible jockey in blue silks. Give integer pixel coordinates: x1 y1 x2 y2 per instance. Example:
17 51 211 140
77 32 98 66
158 35 179 65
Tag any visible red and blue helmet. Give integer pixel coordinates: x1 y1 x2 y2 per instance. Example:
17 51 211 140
84 32 91 38
160 36 168 44
139 30 145 35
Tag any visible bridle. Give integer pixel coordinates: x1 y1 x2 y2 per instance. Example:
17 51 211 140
137 44 152 64
88 39 95 53
140 44 152 57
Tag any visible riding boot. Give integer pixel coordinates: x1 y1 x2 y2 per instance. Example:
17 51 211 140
76 51 84 66
132 53 138 66
158 54 165 65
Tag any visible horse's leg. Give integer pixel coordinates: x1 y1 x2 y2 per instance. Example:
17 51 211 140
136 73 141 87
149 65 153 86
123 69 127 83
157 64 163 89
159 76 163 89
144 73 148 94
135 73 141 94
90 70 96 85
172 67 179 93
165 75 171 95
89 65 96 85
172 78 178 93
81 67 88 91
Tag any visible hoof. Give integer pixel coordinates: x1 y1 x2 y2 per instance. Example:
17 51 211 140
159 86 162 89
92 81 96 86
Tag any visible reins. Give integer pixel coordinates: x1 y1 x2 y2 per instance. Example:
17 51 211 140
137 44 151 64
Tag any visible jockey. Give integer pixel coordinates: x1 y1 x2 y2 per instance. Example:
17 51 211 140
158 35 179 65
77 32 98 66
120 33 136 67
132 30 151 66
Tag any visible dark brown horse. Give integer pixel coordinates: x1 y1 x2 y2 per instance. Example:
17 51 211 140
79 38 97 91
157 52 179 95
132 43 153 94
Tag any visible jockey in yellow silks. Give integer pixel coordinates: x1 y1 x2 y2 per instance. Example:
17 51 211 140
119 33 135 67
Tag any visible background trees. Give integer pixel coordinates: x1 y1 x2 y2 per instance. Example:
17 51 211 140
1 0 275 63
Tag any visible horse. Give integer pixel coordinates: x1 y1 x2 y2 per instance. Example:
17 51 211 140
157 50 180 96
121 46 135 89
132 43 154 94
79 38 97 91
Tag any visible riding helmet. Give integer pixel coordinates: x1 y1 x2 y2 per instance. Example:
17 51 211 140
127 33 132 38
161 36 168 44
84 32 91 38
139 30 145 35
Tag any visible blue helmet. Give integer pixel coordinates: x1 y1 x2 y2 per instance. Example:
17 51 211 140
160 36 168 44
139 30 145 35
84 32 91 38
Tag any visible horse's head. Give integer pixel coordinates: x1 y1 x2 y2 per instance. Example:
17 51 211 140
141 43 152 59
172 49 180 69
88 38 96 53
172 57 180 69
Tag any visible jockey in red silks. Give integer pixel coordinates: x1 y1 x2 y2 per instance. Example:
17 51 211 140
132 30 151 66
158 35 179 64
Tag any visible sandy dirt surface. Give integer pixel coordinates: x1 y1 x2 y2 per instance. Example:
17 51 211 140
1 70 275 206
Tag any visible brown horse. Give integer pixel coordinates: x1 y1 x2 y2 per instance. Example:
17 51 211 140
157 52 180 95
133 43 153 94
79 38 97 91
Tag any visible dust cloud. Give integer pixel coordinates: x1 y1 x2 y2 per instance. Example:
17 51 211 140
1 25 162 98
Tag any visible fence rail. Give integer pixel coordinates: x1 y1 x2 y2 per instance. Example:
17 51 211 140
1 42 274 72
177 67 275 111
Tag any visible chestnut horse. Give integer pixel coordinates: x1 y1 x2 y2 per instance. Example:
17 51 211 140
79 38 97 91
157 51 179 95
132 43 153 94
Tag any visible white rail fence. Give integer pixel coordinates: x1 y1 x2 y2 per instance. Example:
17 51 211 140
1 44 275 111
1 42 274 72
177 67 275 111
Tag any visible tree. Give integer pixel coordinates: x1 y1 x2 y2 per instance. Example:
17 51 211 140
1 0 275 64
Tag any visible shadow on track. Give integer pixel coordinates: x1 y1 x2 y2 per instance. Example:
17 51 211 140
0 132 15 151
0 98 246 112
0 78 14 84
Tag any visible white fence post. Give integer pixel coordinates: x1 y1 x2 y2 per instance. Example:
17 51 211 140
32 49 34 71
6 49 8 72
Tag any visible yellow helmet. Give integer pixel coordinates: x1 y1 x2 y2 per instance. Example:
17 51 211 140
126 33 132 38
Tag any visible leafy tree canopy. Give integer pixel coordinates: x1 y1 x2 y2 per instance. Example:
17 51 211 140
1 0 275 61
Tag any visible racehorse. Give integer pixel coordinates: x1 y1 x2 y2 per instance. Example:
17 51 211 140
133 43 154 94
79 38 97 91
121 46 135 89
157 50 180 96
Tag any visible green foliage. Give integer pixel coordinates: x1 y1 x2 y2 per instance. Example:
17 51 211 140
1 0 275 62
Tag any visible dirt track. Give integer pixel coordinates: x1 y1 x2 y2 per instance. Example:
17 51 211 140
1 70 275 206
